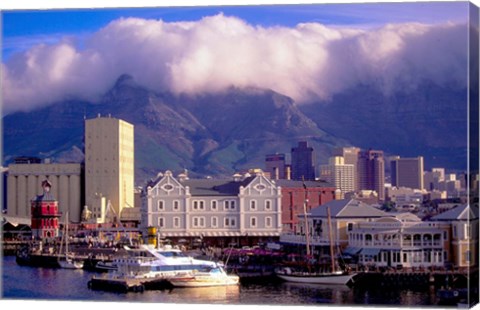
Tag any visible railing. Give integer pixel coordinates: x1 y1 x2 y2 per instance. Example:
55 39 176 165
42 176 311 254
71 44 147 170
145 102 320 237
279 234 330 245
347 240 442 249
282 234 445 249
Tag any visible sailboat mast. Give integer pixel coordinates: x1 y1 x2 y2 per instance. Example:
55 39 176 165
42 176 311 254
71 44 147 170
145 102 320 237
327 207 335 272
65 211 69 254
302 179 311 256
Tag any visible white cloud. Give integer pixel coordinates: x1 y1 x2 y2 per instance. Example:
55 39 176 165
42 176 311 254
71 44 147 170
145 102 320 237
2 14 468 114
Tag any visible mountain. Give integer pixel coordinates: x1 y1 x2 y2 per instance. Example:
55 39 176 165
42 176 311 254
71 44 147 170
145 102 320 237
2 75 349 185
3 75 470 186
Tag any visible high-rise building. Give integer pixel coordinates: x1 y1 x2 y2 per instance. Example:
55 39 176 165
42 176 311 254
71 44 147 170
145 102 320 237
358 149 385 201
265 153 286 180
85 116 134 223
291 141 315 181
424 168 446 191
391 156 424 190
333 147 360 190
319 156 355 198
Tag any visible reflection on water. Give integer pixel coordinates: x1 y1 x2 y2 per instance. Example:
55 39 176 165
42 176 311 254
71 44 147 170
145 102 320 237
2 256 440 307
156 286 241 304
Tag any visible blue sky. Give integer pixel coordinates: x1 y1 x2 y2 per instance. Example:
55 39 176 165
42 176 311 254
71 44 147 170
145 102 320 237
1 1 471 60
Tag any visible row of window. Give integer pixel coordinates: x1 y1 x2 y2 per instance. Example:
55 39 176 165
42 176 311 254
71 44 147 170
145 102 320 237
157 216 274 228
360 250 446 264
154 199 273 212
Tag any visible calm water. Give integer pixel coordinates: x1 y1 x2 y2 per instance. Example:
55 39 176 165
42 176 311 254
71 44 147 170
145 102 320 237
1 255 442 307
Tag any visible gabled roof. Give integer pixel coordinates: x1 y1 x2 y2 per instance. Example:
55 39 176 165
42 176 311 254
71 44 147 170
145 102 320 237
274 179 334 189
180 176 255 196
431 204 479 221
2 215 31 227
309 199 388 218
391 212 422 222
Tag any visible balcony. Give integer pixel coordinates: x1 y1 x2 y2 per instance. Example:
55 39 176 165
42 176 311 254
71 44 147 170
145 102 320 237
279 233 331 246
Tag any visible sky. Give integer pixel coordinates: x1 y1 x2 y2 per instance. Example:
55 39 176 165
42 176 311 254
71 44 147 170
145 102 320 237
1 0 477 114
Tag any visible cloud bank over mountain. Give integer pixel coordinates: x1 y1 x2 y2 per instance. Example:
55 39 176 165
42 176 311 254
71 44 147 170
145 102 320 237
2 14 468 114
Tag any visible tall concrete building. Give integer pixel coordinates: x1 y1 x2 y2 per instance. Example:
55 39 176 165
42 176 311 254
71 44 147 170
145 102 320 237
6 160 82 222
358 149 385 201
265 153 286 180
333 147 360 190
291 141 315 181
85 116 134 223
319 156 355 198
391 156 424 190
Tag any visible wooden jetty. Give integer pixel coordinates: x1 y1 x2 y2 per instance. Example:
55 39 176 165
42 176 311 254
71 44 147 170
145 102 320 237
88 274 173 293
353 268 478 289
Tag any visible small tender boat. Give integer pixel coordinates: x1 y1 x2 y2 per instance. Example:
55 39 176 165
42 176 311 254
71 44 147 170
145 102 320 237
95 261 118 271
275 267 355 285
168 265 240 287
59 255 84 269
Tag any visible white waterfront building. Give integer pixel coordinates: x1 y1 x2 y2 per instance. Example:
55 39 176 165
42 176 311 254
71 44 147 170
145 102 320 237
346 213 449 268
141 171 283 246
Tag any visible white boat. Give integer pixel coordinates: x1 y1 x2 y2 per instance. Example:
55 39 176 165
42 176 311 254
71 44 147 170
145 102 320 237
59 255 84 269
96 244 221 281
275 267 355 285
168 265 240 287
58 212 84 269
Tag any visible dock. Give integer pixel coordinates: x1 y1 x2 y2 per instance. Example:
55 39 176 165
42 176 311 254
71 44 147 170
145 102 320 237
88 274 173 293
353 268 478 289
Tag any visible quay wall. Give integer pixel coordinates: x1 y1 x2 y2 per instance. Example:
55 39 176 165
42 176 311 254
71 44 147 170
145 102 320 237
355 270 477 289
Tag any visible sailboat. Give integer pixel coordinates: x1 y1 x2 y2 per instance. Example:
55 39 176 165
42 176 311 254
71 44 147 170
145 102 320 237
58 212 84 269
276 184 356 285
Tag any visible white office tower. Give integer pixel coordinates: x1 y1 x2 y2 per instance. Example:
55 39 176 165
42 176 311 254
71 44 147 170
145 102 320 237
84 115 134 223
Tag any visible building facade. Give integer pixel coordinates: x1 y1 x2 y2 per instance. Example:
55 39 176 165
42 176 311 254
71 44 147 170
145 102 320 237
280 199 478 270
31 180 61 239
291 141 315 181
347 213 450 268
6 161 82 222
333 147 360 191
391 156 424 190
274 179 336 233
431 205 479 268
84 116 135 223
141 171 283 247
280 199 388 257
358 149 385 201
319 156 355 198
265 153 287 180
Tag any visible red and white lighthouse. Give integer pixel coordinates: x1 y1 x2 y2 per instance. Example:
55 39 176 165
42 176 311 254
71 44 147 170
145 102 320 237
31 180 61 240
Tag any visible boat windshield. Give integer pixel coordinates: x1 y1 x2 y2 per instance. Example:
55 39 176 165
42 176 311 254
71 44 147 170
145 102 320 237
158 251 187 258
210 268 222 274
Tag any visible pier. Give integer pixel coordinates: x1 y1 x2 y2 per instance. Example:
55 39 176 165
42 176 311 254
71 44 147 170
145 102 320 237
88 275 173 293
354 268 477 289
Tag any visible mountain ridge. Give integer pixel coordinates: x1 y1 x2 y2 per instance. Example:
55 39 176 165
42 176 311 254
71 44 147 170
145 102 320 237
3 75 469 185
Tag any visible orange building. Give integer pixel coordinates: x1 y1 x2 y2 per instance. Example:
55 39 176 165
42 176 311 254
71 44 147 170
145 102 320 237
274 180 335 233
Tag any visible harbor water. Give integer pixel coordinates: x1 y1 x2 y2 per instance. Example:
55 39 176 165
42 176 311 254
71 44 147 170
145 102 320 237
1 255 444 307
